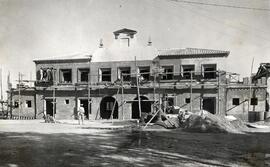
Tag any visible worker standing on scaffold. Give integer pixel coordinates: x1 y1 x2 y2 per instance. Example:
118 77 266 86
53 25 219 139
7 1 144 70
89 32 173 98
77 104 85 125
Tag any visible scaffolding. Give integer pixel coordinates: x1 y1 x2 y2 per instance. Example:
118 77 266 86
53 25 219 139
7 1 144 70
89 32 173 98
11 60 244 122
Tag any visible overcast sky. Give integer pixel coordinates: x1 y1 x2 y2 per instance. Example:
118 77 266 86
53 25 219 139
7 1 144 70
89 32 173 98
0 0 270 98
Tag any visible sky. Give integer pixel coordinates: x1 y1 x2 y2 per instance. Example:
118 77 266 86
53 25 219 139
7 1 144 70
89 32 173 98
0 0 270 99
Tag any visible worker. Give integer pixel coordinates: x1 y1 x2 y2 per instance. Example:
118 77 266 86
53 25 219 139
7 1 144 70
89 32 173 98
77 104 85 125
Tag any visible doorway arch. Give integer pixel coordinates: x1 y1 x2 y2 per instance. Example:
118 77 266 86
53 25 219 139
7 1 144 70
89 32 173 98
132 96 151 119
100 96 118 119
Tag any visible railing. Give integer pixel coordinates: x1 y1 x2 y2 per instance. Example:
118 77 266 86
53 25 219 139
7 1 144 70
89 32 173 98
10 115 35 120
35 70 241 87
35 80 54 87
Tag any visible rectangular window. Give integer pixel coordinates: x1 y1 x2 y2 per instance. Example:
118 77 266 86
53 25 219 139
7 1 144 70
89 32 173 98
78 69 89 82
139 66 150 81
65 99 69 105
60 69 72 83
100 68 111 82
185 98 190 104
106 102 114 110
202 64 217 79
182 65 195 79
166 97 175 106
118 67 131 81
14 101 19 108
232 98 240 105
26 100 32 108
251 98 258 105
162 66 174 80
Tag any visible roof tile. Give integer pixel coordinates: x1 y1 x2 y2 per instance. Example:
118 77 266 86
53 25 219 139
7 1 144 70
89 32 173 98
158 48 229 56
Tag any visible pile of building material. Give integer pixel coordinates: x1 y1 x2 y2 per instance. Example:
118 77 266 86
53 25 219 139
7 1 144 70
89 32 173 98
154 109 247 133
182 111 246 133
265 117 270 123
43 115 56 123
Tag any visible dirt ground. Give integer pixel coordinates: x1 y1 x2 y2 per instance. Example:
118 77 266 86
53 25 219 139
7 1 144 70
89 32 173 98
0 120 270 167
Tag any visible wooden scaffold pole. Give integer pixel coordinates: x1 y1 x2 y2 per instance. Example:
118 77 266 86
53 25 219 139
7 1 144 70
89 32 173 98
135 56 142 120
248 57 255 112
217 70 220 115
52 85 56 119
18 72 21 120
0 68 3 114
121 75 124 120
110 86 120 123
190 71 193 112
88 55 92 120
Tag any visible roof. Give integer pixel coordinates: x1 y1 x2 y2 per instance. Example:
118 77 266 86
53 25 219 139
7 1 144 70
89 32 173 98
33 47 229 63
113 28 137 35
158 48 230 57
92 45 157 62
33 53 92 62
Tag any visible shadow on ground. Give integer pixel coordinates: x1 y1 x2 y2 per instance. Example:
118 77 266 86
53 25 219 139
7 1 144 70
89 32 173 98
0 129 270 167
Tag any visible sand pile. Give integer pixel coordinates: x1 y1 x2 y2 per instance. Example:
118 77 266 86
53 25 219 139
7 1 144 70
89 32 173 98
229 119 248 132
155 110 246 133
183 111 243 133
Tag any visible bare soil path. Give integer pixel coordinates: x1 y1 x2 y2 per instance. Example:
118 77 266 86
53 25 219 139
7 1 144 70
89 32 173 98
0 120 269 167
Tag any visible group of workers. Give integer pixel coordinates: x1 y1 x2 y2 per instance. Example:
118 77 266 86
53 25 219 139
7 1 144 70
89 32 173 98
37 68 54 82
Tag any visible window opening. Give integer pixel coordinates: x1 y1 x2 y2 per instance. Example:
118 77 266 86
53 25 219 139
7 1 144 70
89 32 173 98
14 101 19 108
100 68 111 82
203 64 216 79
182 65 195 79
232 98 240 105
26 100 32 108
106 102 114 110
60 69 72 83
119 67 131 81
79 69 89 82
185 98 191 104
162 66 174 80
251 98 258 105
139 66 150 81
65 99 69 105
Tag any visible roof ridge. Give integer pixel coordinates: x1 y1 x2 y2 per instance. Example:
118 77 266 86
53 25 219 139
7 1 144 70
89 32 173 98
113 28 137 34
158 47 186 51
186 47 230 52
33 52 92 61
157 47 230 57
54 52 91 58
159 47 229 52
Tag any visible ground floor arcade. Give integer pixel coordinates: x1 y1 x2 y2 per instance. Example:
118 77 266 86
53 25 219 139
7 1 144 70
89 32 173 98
8 86 267 121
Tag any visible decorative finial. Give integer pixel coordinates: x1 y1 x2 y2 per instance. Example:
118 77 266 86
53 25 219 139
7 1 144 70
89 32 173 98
99 39 103 48
147 36 152 46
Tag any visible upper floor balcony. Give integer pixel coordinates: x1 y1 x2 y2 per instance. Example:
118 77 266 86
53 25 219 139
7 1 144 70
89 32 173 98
35 68 227 88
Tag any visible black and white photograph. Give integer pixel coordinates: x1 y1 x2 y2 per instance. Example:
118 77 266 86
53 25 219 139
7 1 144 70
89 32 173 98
0 0 270 166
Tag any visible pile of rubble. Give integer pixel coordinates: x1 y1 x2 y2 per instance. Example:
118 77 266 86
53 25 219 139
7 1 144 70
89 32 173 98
43 114 57 123
154 109 247 133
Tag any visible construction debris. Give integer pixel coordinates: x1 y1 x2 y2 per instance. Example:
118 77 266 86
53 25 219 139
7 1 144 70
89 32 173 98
182 111 243 133
43 114 56 123
152 109 248 133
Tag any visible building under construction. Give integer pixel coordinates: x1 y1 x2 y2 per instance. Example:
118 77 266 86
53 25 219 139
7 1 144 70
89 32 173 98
7 28 269 122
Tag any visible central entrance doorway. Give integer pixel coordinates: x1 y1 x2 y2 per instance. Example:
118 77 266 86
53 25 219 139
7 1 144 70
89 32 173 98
132 96 151 119
45 99 56 116
202 97 216 114
79 99 90 119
